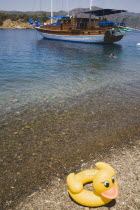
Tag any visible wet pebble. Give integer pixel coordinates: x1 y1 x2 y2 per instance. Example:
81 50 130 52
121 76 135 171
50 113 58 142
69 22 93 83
11 99 19 103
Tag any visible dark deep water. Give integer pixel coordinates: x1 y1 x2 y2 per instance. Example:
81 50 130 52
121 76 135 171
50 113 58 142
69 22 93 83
0 29 140 209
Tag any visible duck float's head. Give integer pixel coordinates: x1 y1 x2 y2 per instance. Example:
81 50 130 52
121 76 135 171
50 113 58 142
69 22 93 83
93 162 118 200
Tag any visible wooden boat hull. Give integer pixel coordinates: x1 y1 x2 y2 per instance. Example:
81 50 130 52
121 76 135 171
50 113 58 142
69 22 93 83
36 28 124 43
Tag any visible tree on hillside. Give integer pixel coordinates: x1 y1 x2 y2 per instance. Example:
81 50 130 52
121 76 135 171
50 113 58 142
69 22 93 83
0 12 8 25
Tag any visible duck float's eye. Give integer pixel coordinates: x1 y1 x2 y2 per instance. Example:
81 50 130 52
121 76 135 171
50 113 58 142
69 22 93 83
104 181 110 188
112 176 115 183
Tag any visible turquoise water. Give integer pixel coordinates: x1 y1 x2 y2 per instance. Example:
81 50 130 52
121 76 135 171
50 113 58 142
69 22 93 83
0 29 140 115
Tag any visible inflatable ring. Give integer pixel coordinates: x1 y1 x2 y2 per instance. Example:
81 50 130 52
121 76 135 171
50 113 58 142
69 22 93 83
67 162 118 207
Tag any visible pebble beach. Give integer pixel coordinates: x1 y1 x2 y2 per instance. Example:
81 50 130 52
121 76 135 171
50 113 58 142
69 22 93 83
16 141 140 210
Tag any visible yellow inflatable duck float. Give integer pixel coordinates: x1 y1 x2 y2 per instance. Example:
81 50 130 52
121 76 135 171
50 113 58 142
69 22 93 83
67 162 118 207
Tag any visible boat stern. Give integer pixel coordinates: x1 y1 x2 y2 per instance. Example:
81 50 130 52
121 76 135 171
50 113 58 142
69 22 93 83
104 29 125 43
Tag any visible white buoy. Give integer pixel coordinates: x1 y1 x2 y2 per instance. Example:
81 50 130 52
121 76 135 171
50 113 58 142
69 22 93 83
136 43 140 45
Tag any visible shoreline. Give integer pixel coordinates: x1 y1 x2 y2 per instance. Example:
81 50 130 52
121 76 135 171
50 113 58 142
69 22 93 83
0 26 33 29
0 25 34 29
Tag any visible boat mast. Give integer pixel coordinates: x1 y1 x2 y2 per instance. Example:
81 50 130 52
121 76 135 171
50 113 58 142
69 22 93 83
51 0 53 24
90 0 93 10
89 0 93 22
67 0 70 16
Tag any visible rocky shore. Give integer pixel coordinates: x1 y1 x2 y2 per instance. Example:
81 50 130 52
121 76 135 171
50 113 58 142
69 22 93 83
0 19 33 29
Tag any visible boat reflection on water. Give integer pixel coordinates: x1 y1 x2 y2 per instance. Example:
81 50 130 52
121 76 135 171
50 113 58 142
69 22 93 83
36 38 123 71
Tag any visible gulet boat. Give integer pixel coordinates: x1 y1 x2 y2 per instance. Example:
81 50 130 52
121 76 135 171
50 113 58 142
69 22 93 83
33 0 129 43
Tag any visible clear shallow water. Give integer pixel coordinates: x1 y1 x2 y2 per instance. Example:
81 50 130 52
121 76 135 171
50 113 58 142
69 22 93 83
0 29 140 115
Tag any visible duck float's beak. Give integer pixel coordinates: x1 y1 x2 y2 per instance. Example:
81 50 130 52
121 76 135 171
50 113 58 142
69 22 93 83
101 186 118 199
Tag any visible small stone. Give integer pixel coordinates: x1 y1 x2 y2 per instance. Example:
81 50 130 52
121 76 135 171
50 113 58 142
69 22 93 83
11 99 18 102
25 125 31 129
5 107 11 111
45 138 51 142
134 198 140 203
4 122 9 126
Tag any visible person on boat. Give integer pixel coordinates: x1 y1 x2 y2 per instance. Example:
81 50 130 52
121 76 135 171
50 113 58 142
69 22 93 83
111 28 115 35
109 53 117 58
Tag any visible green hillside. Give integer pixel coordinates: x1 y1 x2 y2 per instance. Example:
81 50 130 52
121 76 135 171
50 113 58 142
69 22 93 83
0 7 140 28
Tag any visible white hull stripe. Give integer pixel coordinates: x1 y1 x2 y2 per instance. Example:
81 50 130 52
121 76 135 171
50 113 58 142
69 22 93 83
40 32 105 43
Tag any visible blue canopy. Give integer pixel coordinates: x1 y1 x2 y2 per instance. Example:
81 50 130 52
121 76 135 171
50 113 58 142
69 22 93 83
99 22 115 26
117 22 126 25
49 16 70 19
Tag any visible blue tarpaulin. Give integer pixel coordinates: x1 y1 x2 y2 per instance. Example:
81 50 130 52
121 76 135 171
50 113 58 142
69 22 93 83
99 22 115 26
36 19 41 27
52 20 61 25
117 22 126 25
49 16 70 19
29 19 34 24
